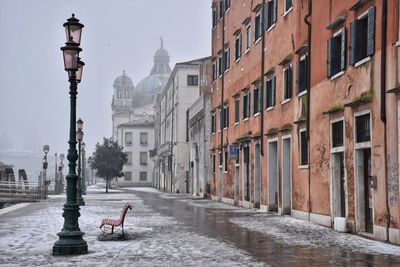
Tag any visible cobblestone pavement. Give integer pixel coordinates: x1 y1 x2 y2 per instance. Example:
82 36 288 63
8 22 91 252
0 186 400 266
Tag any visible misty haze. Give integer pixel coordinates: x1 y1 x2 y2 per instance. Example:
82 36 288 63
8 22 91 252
1 0 400 266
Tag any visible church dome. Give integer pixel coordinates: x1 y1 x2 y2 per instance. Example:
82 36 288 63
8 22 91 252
133 38 171 108
113 70 133 89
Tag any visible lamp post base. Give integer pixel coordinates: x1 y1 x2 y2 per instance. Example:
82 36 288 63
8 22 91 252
53 230 88 255
77 198 85 206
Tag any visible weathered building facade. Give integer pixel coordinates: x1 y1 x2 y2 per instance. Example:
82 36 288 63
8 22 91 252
155 57 211 193
188 58 212 196
210 0 400 244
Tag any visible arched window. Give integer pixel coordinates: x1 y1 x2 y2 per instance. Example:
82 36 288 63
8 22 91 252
118 89 122 99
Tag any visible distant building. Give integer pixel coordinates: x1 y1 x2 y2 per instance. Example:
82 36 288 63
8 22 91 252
112 39 171 186
154 57 211 193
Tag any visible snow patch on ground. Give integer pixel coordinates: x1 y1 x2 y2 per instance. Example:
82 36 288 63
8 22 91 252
124 187 161 194
0 188 264 266
230 213 400 256
0 203 31 215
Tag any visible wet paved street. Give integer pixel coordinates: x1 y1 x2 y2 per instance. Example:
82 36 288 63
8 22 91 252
1 185 400 266
132 189 400 266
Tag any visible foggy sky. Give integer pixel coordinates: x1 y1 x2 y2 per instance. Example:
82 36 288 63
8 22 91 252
0 0 211 157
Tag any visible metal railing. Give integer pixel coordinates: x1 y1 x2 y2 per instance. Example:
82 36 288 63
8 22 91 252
0 181 48 202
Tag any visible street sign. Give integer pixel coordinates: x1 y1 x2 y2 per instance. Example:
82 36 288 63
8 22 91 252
229 145 238 159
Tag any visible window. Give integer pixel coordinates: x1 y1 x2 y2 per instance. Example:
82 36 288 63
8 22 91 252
350 7 375 65
356 113 371 143
328 28 346 78
219 0 224 19
212 62 217 81
224 149 228 172
245 23 251 50
187 75 199 86
296 55 308 95
299 129 308 166
254 13 262 42
125 132 133 146
140 132 148 145
332 120 344 148
224 46 230 71
284 0 293 13
140 172 147 181
211 112 216 133
243 91 250 119
253 85 261 114
219 151 223 166
234 96 240 123
223 105 229 128
264 0 277 30
126 152 132 165
235 33 242 61
219 108 223 131
218 54 223 76
212 7 218 28
266 76 276 108
212 154 216 174
283 65 292 100
140 152 148 165
124 171 132 181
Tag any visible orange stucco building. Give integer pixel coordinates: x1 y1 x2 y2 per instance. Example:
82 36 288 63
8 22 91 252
210 0 400 244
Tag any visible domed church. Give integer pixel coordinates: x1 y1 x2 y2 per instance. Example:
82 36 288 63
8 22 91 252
111 38 171 186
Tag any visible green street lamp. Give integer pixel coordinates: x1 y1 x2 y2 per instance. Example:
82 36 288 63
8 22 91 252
76 120 85 206
81 141 87 195
53 13 87 256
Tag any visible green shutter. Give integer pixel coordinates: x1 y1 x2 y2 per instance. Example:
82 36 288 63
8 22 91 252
340 28 346 70
272 0 277 24
327 38 332 78
367 6 375 56
349 21 356 65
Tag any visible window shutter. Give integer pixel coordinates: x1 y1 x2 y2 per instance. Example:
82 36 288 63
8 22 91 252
287 67 292 98
349 21 356 65
226 106 229 127
305 56 309 90
367 7 375 56
272 76 276 106
263 3 269 31
296 61 300 94
272 0 277 24
340 28 346 70
327 38 332 78
248 92 251 116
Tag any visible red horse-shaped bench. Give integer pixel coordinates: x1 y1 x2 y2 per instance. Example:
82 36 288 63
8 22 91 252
100 203 132 235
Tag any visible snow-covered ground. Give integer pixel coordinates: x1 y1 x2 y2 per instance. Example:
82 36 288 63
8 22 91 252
0 186 264 266
230 213 400 256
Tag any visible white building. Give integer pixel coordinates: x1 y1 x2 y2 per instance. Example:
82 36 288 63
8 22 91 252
112 39 171 186
155 57 210 193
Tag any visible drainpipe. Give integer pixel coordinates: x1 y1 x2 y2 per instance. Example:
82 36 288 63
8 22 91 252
171 77 175 193
304 0 312 219
260 0 266 156
381 0 390 242
220 9 226 201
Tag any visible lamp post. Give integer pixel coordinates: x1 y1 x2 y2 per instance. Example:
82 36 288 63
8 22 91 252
59 153 65 192
81 141 87 194
53 13 88 255
76 119 85 205
42 145 50 199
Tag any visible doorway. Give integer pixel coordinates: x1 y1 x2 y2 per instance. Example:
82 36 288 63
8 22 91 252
355 148 373 233
243 146 250 202
332 152 346 218
268 141 278 212
254 143 261 208
281 137 291 214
